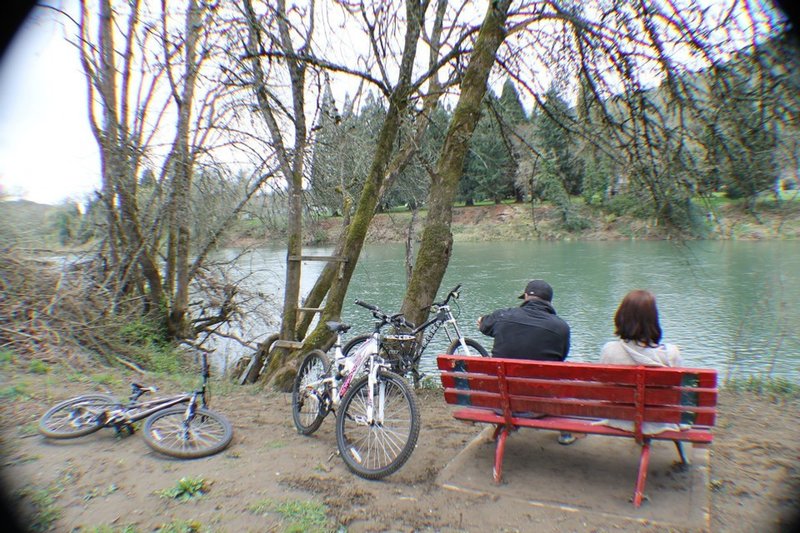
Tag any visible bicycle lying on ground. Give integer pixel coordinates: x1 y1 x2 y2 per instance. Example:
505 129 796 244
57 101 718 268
342 284 488 383
38 350 233 459
291 300 420 479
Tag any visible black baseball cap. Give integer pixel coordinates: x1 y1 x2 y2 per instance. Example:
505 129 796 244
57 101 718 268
518 279 553 301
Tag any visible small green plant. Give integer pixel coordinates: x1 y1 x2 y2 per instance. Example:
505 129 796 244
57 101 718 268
28 359 51 374
0 348 16 364
156 476 209 501
84 483 119 502
416 375 442 390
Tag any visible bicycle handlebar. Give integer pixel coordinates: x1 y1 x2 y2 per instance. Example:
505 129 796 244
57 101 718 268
353 299 415 330
433 284 462 307
354 299 379 312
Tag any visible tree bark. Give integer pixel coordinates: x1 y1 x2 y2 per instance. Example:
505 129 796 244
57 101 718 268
400 0 512 327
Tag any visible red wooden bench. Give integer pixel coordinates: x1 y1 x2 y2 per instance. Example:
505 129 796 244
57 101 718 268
437 354 718 507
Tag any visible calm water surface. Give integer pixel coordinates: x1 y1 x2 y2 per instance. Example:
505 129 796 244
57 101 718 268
219 240 800 381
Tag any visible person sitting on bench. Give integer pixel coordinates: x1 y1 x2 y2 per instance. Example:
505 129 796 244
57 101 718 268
477 279 577 445
600 289 686 434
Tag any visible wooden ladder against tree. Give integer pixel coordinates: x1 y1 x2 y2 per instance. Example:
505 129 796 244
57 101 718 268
271 253 347 351
239 253 347 384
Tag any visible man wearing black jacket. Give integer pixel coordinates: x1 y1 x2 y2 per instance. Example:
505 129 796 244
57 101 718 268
477 279 577 444
477 279 570 360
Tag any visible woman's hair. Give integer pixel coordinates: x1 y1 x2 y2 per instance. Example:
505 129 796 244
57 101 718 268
614 289 662 346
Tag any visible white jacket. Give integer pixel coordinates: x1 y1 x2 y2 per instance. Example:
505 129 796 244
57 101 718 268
597 339 686 435
600 339 682 367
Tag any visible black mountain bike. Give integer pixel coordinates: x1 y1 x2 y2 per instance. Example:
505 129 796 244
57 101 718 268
38 351 233 459
342 284 488 382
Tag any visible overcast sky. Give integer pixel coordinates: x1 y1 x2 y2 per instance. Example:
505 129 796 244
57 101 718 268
0 2 99 205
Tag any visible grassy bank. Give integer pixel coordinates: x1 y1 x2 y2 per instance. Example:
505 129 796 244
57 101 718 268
230 195 800 247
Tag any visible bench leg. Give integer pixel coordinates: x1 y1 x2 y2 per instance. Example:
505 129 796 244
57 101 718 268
633 440 652 508
675 441 687 464
493 426 509 484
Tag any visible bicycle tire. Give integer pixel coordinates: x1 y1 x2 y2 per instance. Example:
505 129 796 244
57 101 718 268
291 350 331 435
38 394 121 439
446 337 489 357
335 370 420 479
142 406 233 459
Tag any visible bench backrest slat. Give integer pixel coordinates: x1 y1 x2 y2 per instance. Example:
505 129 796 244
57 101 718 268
438 355 718 427
437 356 717 388
443 389 717 425
441 374 718 407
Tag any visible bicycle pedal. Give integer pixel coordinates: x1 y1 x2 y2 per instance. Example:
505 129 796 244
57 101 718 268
115 424 135 437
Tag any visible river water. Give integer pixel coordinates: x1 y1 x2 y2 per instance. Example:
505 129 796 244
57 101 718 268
219 240 800 382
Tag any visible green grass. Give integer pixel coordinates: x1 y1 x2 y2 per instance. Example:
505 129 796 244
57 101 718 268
15 473 72 533
248 498 333 532
24 488 61 532
90 373 122 387
0 382 31 400
28 359 51 374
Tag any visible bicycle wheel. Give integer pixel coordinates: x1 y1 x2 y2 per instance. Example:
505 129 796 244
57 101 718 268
292 349 331 435
142 406 233 459
38 394 121 439
336 370 420 479
446 337 489 357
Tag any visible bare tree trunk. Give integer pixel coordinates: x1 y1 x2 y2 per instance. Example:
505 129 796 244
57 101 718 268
242 0 307 345
166 0 202 337
400 0 512 327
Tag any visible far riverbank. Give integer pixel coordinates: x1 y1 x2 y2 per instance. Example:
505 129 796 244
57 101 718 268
229 201 800 247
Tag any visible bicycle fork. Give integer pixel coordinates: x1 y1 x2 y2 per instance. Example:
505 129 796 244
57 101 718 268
359 366 386 426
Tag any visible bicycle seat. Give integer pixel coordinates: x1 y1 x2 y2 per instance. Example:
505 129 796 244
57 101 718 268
326 321 352 334
131 383 157 394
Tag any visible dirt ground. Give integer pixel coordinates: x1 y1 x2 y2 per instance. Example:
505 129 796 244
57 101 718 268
1 366 798 533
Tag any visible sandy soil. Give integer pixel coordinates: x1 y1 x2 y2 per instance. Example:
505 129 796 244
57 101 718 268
1 367 798 532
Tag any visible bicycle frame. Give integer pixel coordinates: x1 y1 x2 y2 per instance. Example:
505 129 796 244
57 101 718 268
392 284 473 367
104 351 211 429
300 303 406 428
411 303 468 354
